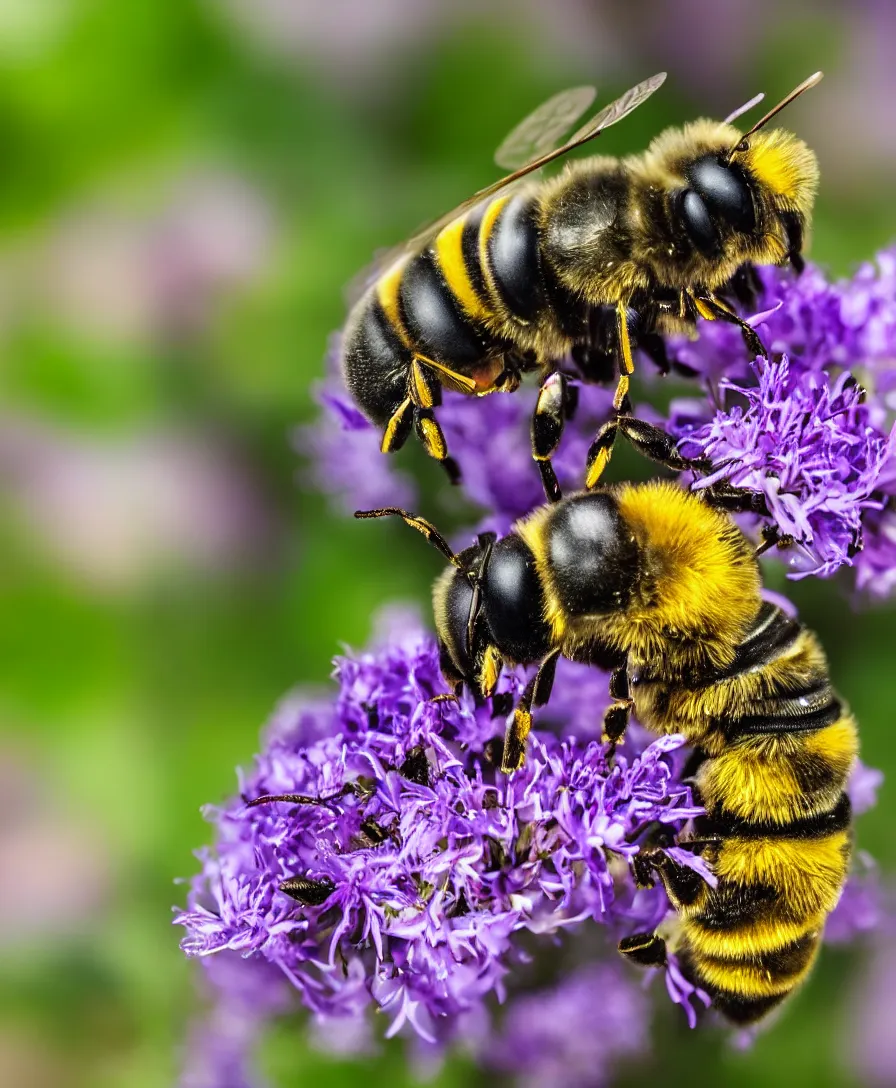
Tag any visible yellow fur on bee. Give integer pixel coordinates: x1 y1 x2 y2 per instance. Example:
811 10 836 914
693 951 818 998
699 717 858 824
609 481 761 667
740 129 820 214
517 482 762 671
431 567 457 660
712 836 850 916
435 214 491 323
682 913 825 961
635 628 832 753
376 257 411 347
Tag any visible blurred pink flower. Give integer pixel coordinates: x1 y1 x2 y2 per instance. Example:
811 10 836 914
0 418 278 589
212 0 623 86
36 171 273 344
846 937 896 1086
0 745 111 944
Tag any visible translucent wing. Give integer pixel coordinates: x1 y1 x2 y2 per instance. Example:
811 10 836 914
345 73 667 308
565 71 668 145
494 86 597 170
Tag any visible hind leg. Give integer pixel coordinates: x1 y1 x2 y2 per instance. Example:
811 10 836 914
383 355 468 484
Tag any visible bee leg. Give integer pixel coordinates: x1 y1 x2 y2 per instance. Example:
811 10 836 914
438 638 465 696
618 416 711 475
380 397 415 454
500 648 561 773
699 479 771 516
411 353 478 395
584 418 618 488
478 643 504 698
583 302 640 486
645 849 714 915
413 407 461 485
531 372 570 503
602 665 632 756
612 299 636 414
699 292 769 361
618 932 667 968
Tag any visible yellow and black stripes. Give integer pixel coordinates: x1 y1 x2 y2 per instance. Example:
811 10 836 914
342 185 599 478
627 600 857 1024
360 478 858 1024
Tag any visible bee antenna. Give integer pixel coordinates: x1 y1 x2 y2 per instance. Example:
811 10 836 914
724 71 822 162
354 507 462 567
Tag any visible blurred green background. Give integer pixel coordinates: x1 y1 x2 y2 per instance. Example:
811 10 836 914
1 2 894 1086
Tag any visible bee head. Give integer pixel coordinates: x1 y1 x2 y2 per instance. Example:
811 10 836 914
729 127 819 272
676 151 756 260
433 533 552 687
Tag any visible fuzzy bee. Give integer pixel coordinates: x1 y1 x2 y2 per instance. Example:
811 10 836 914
341 72 821 499
356 418 856 1025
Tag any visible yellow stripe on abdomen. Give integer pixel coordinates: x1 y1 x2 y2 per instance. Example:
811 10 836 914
683 913 825 961
691 949 818 999
435 214 492 322
478 193 511 294
376 257 411 348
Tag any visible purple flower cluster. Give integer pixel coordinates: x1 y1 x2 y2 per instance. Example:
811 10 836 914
672 357 893 578
304 249 896 592
177 615 884 1081
177 615 699 1047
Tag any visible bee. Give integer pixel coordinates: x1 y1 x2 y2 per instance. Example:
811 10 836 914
355 418 857 1025
342 72 822 498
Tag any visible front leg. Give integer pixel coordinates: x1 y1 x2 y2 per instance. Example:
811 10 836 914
691 290 769 361
501 648 561 773
602 665 633 755
586 415 710 488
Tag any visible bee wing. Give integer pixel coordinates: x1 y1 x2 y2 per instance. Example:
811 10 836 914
345 73 666 309
494 86 597 171
564 71 667 146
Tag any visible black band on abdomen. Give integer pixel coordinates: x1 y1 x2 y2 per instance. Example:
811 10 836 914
703 792 852 841
399 248 486 365
487 193 547 323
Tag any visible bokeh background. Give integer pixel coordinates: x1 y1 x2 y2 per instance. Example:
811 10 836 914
1 2 895 1086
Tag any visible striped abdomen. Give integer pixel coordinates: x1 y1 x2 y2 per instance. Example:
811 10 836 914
635 603 857 1024
341 187 586 429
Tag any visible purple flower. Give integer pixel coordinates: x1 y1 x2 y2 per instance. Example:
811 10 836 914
179 608 886 1079
176 614 704 1051
488 963 649 1088
673 356 894 578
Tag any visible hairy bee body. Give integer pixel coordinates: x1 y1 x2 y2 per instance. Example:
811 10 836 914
342 111 818 483
547 485 856 1023
381 479 856 1024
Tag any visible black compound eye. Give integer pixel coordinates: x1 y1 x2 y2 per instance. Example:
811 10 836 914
688 154 755 233
680 189 721 257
